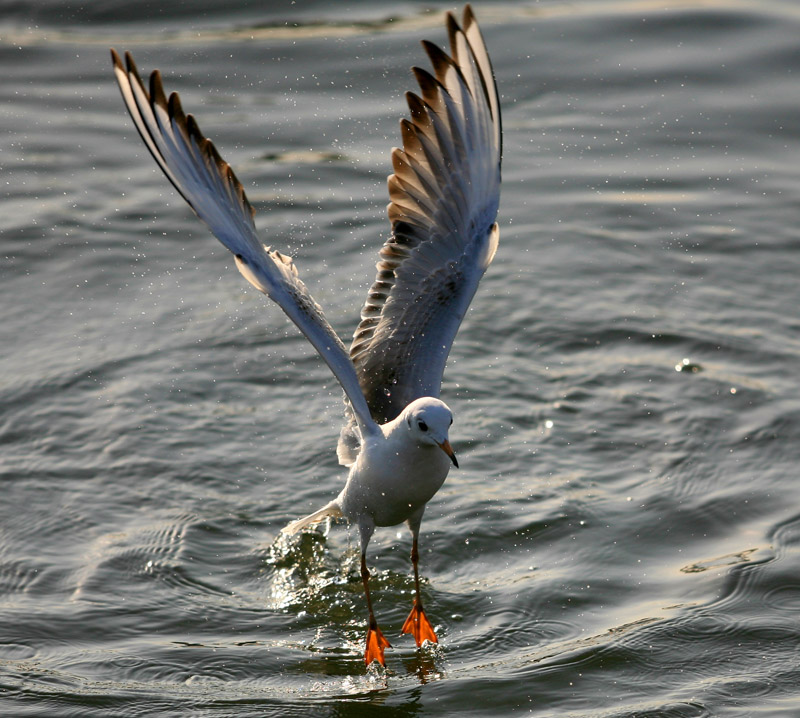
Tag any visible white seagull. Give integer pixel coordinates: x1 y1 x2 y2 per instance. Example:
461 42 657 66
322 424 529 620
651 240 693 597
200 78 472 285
111 3 501 666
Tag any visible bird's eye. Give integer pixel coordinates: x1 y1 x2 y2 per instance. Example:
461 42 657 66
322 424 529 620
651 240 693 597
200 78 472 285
418 420 428 432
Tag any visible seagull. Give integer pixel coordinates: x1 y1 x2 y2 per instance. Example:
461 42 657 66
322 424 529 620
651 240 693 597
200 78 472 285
111 3 501 667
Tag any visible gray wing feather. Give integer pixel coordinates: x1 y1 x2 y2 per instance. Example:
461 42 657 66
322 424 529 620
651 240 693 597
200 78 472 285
349 5 501 424
111 49 377 436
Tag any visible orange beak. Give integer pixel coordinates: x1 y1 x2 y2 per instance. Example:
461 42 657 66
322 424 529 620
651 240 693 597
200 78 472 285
438 439 458 468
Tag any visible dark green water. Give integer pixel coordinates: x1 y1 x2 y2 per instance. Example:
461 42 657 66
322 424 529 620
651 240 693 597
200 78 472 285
2 1 800 715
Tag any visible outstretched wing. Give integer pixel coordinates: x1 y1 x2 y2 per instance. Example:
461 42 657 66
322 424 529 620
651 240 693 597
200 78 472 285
349 5 501 424
111 49 376 436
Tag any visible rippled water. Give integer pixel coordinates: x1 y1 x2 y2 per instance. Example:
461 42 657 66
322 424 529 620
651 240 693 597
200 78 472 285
3 0 800 715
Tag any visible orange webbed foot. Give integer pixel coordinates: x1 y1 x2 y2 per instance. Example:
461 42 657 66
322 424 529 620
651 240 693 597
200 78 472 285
401 602 438 647
364 624 392 666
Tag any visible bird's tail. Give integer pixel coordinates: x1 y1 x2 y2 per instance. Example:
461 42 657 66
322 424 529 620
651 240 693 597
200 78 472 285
281 501 344 535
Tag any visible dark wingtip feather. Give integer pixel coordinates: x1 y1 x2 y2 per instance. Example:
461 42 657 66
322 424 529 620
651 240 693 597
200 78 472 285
463 4 476 28
445 12 461 52
185 113 204 145
123 51 144 90
405 90 427 122
422 40 456 82
149 70 169 112
412 66 442 104
167 91 186 126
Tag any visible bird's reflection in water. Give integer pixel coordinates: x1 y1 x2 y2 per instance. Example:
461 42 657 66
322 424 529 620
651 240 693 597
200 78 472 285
401 646 446 684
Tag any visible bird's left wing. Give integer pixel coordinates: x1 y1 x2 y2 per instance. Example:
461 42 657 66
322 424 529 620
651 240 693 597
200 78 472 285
111 49 376 435
349 6 501 424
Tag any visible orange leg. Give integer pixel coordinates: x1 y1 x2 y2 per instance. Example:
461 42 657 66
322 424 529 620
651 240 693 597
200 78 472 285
361 551 391 665
401 533 438 647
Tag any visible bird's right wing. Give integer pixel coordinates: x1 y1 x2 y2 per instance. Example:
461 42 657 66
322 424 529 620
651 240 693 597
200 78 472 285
111 49 376 435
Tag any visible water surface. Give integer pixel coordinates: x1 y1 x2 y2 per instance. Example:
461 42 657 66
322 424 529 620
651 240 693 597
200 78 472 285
2 1 800 715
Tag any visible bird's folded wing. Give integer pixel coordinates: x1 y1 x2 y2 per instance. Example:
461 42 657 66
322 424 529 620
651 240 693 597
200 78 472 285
111 49 375 434
349 5 502 424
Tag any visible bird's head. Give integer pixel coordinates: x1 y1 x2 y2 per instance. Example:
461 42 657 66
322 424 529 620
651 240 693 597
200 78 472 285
404 397 458 468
